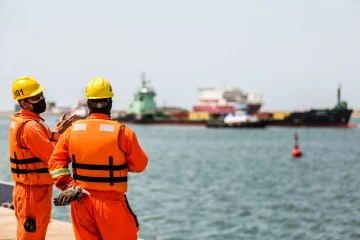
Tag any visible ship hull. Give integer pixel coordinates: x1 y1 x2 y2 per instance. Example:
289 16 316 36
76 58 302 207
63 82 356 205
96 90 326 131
115 110 356 128
116 114 207 126
268 109 355 128
118 119 207 126
206 120 269 128
247 103 262 115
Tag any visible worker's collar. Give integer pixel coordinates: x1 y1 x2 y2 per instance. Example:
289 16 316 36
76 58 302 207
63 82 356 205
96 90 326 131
87 113 110 120
21 109 44 121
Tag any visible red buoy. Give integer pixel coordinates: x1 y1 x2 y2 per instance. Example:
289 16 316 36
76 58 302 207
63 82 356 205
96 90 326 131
292 146 302 158
292 132 302 158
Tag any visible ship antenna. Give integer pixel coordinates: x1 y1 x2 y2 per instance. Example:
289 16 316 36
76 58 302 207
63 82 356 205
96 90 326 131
141 72 146 88
337 84 341 105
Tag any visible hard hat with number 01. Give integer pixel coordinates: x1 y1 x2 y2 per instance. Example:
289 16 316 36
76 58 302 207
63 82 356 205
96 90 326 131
12 76 45 100
84 77 114 99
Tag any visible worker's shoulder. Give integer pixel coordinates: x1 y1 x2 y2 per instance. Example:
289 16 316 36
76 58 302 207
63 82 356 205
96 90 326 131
22 119 41 130
19 119 47 138
116 122 136 135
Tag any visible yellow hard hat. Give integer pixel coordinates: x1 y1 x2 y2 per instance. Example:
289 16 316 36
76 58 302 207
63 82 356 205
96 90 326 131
12 76 44 100
84 77 114 99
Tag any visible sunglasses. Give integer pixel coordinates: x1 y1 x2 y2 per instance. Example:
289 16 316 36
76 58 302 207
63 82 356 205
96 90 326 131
25 92 44 103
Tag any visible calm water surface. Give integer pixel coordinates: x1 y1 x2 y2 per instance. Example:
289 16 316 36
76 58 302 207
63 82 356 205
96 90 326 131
0 115 360 240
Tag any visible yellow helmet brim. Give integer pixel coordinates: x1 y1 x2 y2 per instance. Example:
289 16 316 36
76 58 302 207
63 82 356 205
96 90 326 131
28 86 45 98
84 93 114 99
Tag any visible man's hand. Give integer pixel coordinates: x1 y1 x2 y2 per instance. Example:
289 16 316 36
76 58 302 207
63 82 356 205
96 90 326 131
53 185 90 206
54 113 79 134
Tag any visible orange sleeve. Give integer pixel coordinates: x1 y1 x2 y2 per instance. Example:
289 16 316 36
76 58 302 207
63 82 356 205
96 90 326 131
48 128 74 191
22 121 57 163
120 127 148 173
52 132 60 143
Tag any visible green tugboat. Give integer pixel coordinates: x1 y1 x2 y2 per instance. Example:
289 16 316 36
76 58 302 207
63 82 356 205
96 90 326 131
115 73 208 125
124 72 158 123
116 72 170 124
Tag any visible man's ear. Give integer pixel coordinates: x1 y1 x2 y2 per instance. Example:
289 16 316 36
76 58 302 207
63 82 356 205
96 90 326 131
19 100 26 109
19 100 32 110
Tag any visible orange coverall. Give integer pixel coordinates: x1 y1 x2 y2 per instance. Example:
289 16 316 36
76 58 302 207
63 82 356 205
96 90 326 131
48 113 148 240
9 109 60 240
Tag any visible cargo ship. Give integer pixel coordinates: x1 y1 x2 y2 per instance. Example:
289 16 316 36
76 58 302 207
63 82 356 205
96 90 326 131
115 73 263 125
263 86 355 128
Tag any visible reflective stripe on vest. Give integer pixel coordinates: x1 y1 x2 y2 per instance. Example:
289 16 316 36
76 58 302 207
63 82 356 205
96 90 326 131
49 168 71 178
68 119 128 192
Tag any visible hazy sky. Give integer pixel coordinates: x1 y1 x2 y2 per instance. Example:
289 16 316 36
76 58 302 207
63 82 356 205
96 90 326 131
1 0 359 112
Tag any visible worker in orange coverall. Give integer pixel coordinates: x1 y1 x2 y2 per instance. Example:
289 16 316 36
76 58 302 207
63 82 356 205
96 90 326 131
48 77 148 240
9 76 79 240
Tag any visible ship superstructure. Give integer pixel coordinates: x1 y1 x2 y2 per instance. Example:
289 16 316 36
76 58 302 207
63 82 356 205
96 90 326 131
192 86 263 115
126 72 157 121
128 72 157 115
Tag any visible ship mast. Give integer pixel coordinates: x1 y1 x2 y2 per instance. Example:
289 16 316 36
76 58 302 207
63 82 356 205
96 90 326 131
141 72 146 88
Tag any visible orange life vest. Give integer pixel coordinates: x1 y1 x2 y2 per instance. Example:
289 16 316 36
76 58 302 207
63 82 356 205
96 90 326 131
8 113 54 185
68 118 128 192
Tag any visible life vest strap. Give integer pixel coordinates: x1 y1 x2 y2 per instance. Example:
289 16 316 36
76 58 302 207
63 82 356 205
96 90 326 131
12 152 46 178
10 157 43 164
109 156 114 186
72 162 128 171
72 154 128 185
73 175 127 183
11 168 49 175
72 154 77 182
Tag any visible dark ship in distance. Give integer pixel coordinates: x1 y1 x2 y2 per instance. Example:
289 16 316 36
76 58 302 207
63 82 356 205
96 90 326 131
260 86 355 128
